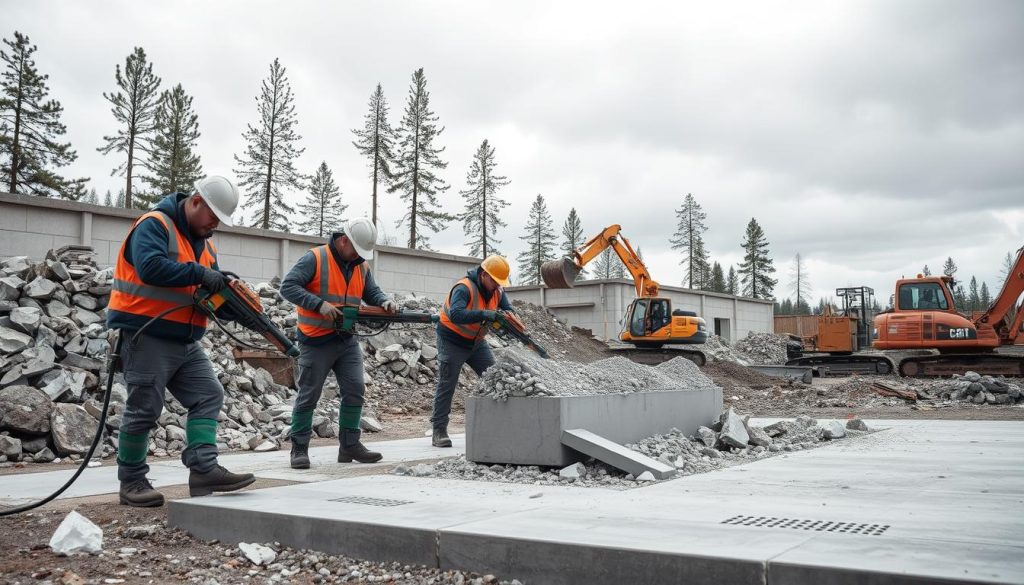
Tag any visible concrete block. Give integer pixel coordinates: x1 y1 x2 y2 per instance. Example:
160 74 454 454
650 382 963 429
466 387 722 467
562 429 676 479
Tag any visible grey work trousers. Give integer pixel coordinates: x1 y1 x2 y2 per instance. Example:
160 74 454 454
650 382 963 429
117 332 223 481
290 334 366 445
430 334 495 430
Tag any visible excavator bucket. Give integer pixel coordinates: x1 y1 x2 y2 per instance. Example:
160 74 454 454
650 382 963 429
541 257 581 289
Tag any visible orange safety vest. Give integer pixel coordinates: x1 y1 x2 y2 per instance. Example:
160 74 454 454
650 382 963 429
108 211 217 328
296 244 367 337
440 277 502 341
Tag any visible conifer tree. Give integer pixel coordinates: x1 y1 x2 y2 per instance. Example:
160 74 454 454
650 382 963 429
980 281 991 310
98 47 161 208
352 83 396 228
968 276 980 312
103 189 112 206
592 248 616 279
669 193 709 288
83 188 98 204
115 188 125 208
922 264 931 276
560 208 587 279
999 251 1014 284
389 68 453 249
942 257 957 278
727 266 738 295
458 139 509 257
234 58 304 231
738 218 777 299
142 83 203 199
296 161 345 238
515 194 557 285
1 32 86 198
790 253 811 313
710 262 726 293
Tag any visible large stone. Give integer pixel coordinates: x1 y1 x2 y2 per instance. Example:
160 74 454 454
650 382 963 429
748 426 773 447
718 408 749 449
0 385 53 434
71 293 99 311
420 344 438 361
43 260 70 282
38 368 87 402
0 300 18 314
846 418 870 431
72 309 102 327
1 357 55 385
61 352 103 372
50 403 99 455
24 277 59 300
0 435 22 459
0 275 24 301
0 326 32 354
360 415 384 433
35 324 58 348
45 300 72 319
821 420 847 440
9 306 42 335
379 344 403 362
20 436 49 454
559 462 586 479
695 426 717 448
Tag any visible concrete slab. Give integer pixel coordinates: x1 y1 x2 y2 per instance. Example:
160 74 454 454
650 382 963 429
561 428 676 479
167 419 1024 585
0 434 464 504
465 387 722 466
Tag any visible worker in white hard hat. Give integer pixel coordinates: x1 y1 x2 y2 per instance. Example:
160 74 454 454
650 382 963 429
280 217 399 469
108 175 256 507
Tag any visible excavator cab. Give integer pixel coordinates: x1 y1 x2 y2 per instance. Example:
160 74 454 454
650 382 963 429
621 297 707 347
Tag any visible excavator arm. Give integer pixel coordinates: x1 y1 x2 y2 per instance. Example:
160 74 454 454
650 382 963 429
977 245 1024 344
541 224 660 297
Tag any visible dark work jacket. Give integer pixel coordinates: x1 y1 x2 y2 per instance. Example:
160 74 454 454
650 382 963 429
436 266 514 349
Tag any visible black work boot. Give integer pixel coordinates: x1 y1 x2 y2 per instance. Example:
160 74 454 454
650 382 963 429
188 465 256 497
119 477 165 507
290 441 310 469
337 429 382 463
432 426 452 448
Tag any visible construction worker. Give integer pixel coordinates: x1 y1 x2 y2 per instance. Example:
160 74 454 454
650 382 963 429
431 255 514 447
107 176 255 507
280 218 398 469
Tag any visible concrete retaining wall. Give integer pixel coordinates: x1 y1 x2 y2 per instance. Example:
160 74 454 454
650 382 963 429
505 280 774 341
0 192 479 302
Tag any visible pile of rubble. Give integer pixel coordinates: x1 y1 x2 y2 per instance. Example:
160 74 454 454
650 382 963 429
475 346 720 400
732 332 789 365
396 411 868 487
928 371 1023 405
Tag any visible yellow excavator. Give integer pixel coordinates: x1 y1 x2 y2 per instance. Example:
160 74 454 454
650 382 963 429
541 224 709 364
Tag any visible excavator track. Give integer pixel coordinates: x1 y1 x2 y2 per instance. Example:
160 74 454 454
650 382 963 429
786 354 895 376
604 344 707 367
897 354 1024 378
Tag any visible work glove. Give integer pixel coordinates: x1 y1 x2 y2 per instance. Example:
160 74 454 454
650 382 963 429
480 310 499 323
381 299 399 314
318 301 342 322
199 266 227 293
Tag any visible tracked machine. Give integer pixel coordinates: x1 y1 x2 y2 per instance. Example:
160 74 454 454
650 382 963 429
540 224 709 366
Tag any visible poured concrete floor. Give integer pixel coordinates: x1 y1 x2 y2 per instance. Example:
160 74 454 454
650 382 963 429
168 419 1024 584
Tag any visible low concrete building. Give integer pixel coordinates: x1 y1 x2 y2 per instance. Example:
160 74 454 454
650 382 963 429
0 192 479 302
505 279 773 342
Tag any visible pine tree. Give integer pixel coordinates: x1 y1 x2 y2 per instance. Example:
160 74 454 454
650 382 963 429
83 187 98 204
922 264 931 276
0 32 87 198
97 47 161 208
351 83 396 228
114 188 125 208
668 193 709 288
727 266 738 295
103 189 112 206
560 208 587 280
999 251 1014 284
234 58 304 231
515 194 557 285
710 262 726 293
592 248 616 279
738 218 777 300
968 276 980 312
458 139 509 257
389 68 454 249
790 253 811 313
690 235 711 289
942 257 957 278
980 281 991 310
296 161 345 238
142 83 203 199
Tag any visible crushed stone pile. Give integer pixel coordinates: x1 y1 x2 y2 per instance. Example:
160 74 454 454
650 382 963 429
927 371 1023 405
686 335 753 365
732 332 789 365
474 346 719 400
395 410 869 487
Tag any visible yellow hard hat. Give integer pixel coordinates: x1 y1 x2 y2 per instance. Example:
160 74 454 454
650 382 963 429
481 255 511 287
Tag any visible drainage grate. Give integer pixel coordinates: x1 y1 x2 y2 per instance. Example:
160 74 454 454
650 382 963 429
721 515 890 536
328 496 412 507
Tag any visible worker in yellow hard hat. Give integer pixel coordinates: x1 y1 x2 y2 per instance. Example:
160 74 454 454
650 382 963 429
431 255 514 447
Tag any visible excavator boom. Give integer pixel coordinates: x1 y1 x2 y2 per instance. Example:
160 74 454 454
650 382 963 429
976 245 1024 344
540 224 660 297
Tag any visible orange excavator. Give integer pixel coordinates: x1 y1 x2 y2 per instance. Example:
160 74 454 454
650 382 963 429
872 246 1024 377
540 225 709 364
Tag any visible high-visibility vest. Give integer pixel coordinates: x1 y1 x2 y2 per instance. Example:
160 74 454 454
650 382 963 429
439 277 502 341
108 211 217 328
296 244 367 337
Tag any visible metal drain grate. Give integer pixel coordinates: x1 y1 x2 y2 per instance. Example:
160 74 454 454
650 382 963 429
721 515 890 536
328 496 412 507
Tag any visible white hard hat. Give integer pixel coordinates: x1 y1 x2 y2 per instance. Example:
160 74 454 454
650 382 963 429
194 176 240 227
342 217 378 259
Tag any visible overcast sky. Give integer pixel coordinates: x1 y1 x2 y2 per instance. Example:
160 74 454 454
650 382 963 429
6 0 1023 306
